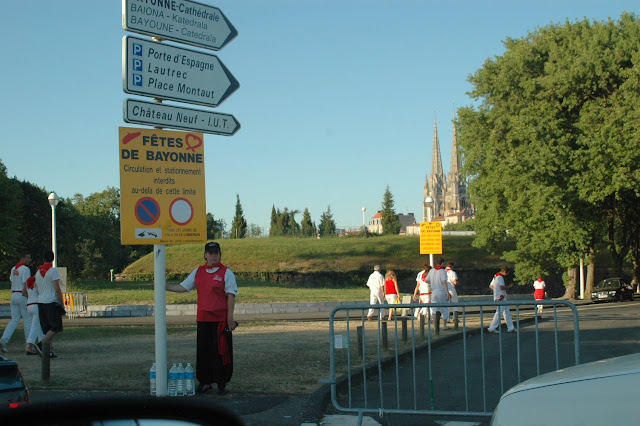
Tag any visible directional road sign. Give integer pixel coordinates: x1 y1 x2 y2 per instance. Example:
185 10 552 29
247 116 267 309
122 0 237 51
123 99 240 136
123 36 239 108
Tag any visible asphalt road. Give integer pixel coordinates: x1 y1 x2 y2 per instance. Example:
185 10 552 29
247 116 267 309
333 300 640 426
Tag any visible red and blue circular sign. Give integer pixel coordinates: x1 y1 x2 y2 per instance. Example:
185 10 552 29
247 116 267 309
135 197 160 225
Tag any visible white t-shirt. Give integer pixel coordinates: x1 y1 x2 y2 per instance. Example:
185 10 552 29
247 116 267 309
180 266 238 296
415 270 431 294
36 267 61 304
533 280 546 290
446 268 458 293
10 264 30 292
366 271 385 291
492 274 507 301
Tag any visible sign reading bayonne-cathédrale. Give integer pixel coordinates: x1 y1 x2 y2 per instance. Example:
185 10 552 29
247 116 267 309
122 0 237 51
119 126 206 245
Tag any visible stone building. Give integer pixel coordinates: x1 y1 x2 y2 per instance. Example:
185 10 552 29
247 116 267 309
423 112 473 224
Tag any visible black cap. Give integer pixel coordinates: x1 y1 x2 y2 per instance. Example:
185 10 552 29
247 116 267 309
204 242 220 252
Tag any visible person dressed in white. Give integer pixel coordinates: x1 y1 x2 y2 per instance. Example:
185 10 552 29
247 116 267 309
35 250 64 358
533 274 547 315
426 257 451 330
488 267 515 333
412 264 432 319
23 275 45 355
366 265 385 320
445 261 460 324
0 252 32 354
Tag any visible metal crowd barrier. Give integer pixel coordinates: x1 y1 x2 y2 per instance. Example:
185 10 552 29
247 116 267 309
320 300 580 424
62 292 88 319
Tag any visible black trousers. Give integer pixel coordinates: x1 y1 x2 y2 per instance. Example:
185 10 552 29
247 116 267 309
196 321 233 386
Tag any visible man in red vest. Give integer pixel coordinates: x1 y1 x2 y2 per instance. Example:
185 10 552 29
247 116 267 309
167 242 238 395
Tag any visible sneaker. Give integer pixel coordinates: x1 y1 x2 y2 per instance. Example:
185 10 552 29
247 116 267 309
196 383 213 394
26 351 39 356
487 328 498 334
49 351 58 358
507 329 517 333
217 384 228 396
0 341 7 354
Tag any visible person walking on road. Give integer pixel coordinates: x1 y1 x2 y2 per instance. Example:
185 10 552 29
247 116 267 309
412 264 432 320
445 261 460 324
35 250 64 358
24 274 45 356
533 274 547 315
487 267 516 333
384 270 400 321
166 242 238 395
0 252 32 354
427 257 451 331
366 265 385 320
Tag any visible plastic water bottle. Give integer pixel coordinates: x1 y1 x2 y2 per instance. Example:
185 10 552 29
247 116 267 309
149 363 157 396
176 363 185 396
168 363 178 396
185 363 195 396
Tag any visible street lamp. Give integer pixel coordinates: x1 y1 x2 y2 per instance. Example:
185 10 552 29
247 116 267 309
362 207 366 230
424 196 435 266
48 192 60 267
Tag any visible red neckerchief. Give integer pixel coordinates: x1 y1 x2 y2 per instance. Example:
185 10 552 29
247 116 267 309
421 272 427 281
495 272 502 278
435 265 443 270
15 262 25 269
26 276 36 290
537 278 543 282
445 267 452 272
39 263 53 278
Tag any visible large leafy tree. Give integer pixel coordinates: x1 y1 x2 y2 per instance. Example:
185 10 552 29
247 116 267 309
380 185 401 235
458 13 640 294
206 213 226 239
230 194 247 239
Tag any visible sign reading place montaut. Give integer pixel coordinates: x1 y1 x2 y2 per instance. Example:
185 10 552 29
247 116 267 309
122 0 237 51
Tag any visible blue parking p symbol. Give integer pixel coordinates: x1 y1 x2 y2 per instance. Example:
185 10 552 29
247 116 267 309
133 74 143 87
132 43 143 56
133 59 143 71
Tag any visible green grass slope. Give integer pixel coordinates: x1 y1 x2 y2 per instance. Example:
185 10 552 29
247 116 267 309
122 235 512 278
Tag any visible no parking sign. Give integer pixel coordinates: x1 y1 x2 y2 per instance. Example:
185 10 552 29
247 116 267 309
119 127 206 245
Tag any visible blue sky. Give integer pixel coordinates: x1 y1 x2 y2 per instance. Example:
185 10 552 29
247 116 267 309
1 0 637 232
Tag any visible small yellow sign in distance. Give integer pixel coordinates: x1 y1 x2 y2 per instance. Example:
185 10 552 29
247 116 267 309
119 126 206 245
419 222 443 255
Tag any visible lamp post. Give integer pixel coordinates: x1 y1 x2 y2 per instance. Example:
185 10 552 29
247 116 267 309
362 207 366 230
424 196 435 267
48 192 60 267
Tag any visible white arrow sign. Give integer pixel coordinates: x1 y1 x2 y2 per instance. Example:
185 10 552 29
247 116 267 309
123 99 241 136
122 0 237 51
123 36 239 108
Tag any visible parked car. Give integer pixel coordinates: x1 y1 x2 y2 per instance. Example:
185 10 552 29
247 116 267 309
0 355 30 409
591 277 635 302
491 353 640 425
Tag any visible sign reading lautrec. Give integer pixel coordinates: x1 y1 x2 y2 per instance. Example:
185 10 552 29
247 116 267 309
119 126 206 245
122 0 237 51
123 36 239 108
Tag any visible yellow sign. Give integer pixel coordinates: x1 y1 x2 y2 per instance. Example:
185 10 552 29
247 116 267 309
420 222 443 255
119 127 206 245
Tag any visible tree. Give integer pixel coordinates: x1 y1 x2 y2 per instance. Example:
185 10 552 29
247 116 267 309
380 185 401 235
318 205 336 237
300 208 316 237
230 194 247 239
0 159 21 262
457 13 640 294
206 213 226 239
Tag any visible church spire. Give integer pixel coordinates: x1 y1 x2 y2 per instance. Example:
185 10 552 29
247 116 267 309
450 109 460 174
432 117 443 176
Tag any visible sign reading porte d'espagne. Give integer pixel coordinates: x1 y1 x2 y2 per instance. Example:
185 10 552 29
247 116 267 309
119 126 206 245
123 36 239 108
122 0 237 51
